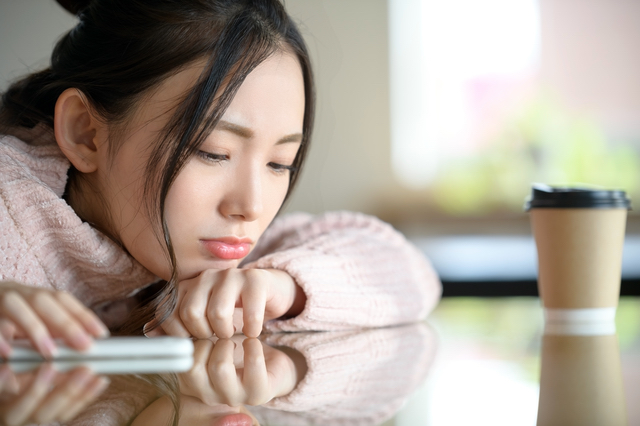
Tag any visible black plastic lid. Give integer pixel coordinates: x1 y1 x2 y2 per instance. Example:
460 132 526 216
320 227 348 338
524 184 631 210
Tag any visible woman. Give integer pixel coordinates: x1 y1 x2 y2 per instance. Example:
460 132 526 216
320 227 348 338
0 0 440 359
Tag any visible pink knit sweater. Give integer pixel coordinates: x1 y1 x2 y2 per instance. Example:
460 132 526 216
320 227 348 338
67 323 437 426
252 323 437 425
0 130 441 331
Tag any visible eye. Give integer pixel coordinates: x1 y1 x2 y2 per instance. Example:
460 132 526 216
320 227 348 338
268 162 297 175
197 150 228 164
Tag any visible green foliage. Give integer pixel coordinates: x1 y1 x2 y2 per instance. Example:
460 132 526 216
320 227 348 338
432 94 640 215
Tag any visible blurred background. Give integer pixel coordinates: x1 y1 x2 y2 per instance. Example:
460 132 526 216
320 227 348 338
3 4 639 424
2 0 640 292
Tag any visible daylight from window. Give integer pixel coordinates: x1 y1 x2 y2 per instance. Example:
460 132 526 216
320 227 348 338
389 0 640 215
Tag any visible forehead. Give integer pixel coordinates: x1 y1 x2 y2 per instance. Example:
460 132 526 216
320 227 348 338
126 51 304 132
219 51 305 125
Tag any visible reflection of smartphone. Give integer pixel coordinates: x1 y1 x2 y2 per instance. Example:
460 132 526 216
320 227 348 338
7 336 194 361
8 356 194 375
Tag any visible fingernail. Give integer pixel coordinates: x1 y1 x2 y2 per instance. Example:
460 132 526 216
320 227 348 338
95 322 110 338
0 367 10 382
70 368 92 387
40 337 58 359
5 374 20 395
90 376 110 396
39 363 57 382
71 333 93 351
0 341 12 359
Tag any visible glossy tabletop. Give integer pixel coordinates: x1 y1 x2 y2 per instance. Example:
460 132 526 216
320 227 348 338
389 297 640 426
1 296 638 425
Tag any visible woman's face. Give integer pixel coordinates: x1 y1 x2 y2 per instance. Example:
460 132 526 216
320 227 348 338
99 51 305 280
181 397 259 426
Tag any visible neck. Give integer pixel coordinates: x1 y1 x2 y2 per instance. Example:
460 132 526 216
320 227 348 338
65 168 119 243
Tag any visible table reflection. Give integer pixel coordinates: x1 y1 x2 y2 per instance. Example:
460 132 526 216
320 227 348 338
0 363 109 425
538 323 627 426
412 297 640 425
4 298 637 425
0 323 436 425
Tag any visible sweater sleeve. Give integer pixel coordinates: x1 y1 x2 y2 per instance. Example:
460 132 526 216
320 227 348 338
249 323 437 425
241 211 441 332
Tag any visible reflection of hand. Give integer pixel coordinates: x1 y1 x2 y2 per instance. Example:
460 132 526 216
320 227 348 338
0 364 109 425
179 336 302 407
131 394 260 426
147 269 305 339
0 281 110 358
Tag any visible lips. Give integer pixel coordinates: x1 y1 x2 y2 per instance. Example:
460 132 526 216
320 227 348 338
212 413 254 426
201 237 252 260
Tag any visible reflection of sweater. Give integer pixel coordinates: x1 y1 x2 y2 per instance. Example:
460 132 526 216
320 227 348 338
0 129 441 330
67 323 436 426
253 323 437 425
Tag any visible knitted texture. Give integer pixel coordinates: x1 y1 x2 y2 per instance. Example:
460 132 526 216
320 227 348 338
1 131 441 331
65 324 437 426
0 134 156 313
244 211 442 331
0 130 442 425
251 323 437 425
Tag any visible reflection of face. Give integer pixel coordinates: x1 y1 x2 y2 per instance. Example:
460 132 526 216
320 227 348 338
98 51 305 281
180 396 260 426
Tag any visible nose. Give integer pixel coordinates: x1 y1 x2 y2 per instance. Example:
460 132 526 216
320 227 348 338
218 164 263 222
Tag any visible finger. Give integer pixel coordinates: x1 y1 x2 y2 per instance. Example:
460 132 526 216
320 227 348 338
178 339 214 403
0 365 19 395
239 276 267 338
156 285 191 338
158 311 191 337
192 339 215 370
58 375 110 423
28 292 93 352
0 292 57 358
230 335 247 367
241 338 269 405
232 308 244 335
0 319 17 340
143 323 167 337
179 281 214 339
30 367 93 424
2 363 56 426
263 345 300 398
0 333 13 359
55 292 110 338
208 271 241 339
209 339 241 406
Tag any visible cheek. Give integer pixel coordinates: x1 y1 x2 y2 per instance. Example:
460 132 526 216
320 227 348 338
256 175 289 235
267 179 289 213
164 167 213 234
114 193 173 280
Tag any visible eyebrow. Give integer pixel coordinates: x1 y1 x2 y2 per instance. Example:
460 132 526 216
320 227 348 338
216 120 303 145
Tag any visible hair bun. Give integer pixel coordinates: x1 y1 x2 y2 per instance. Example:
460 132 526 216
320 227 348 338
55 0 92 15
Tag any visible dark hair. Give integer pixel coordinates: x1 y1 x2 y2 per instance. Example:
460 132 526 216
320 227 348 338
1 0 314 334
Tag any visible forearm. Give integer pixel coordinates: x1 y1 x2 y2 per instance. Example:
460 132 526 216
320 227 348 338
253 324 436 423
245 211 441 331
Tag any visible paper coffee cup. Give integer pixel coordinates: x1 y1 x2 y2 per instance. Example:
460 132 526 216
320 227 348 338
525 184 630 311
537 332 627 426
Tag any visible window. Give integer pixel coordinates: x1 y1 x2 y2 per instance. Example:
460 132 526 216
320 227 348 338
389 0 640 215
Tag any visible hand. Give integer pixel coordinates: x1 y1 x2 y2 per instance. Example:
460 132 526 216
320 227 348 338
0 281 110 358
178 336 301 407
0 364 110 425
149 268 305 339
131 394 259 426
